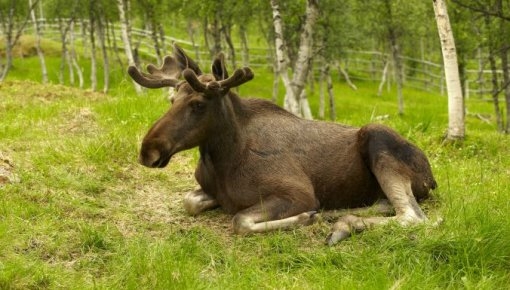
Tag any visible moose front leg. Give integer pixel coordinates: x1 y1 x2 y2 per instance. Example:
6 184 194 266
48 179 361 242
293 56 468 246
183 189 219 215
232 195 319 234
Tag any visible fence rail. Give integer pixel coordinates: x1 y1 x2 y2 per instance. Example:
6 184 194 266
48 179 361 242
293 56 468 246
13 19 505 98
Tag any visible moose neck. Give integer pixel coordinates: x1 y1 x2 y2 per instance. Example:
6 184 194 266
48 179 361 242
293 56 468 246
199 92 246 164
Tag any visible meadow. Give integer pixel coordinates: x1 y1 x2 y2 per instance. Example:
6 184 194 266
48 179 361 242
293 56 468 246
1 51 510 289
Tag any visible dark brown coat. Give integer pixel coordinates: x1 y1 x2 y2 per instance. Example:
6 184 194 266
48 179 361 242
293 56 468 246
128 44 437 245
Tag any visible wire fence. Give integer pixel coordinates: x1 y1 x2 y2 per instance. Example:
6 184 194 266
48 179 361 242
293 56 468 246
15 18 505 99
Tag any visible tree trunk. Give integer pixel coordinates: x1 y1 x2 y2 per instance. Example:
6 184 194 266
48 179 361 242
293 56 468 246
270 0 298 114
66 34 74 86
291 0 319 119
239 24 250 67
319 61 327 119
29 0 47 83
187 20 201 61
79 18 87 54
308 61 315 96
117 0 142 93
0 0 39 82
89 7 97 91
336 60 357 91
205 14 222 59
212 12 222 57
433 0 465 140
377 57 390 96
271 0 318 118
158 24 167 56
149 11 162 64
202 17 211 59
222 25 237 69
272 52 279 103
97 14 109 93
0 34 14 82
69 21 84 89
108 20 124 69
389 29 404 115
327 65 336 121
501 37 510 134
476 46 485 98
57 17 68 84
485 14 503 131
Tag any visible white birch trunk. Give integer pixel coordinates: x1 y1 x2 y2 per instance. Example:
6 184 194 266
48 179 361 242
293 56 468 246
290 0 318 119
433 0 465 139
271 0 318 118
96 14 109 93
336 60 357 91
69 21 84 88
89 14 97 91
270 0 299 115
0 0 38 82
29 0 47 83
240 25 250 67
117 0 142 93
377 58 389 96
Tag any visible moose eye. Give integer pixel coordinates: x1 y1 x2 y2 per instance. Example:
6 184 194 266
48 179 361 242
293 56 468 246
189 101 206 113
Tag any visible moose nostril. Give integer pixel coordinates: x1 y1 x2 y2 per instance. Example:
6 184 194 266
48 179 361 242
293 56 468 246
139 150 161 168
151 159 162 168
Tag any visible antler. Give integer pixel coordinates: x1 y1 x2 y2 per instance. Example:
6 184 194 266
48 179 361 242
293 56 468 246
182 69 207 93
173 44 202 75
218 67 254 89
182 67 254 96
127 55 181 88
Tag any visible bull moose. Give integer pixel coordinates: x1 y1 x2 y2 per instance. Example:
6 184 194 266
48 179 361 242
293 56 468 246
128 44 437 245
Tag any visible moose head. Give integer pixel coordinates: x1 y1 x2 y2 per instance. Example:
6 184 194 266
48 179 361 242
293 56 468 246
128 44 253 168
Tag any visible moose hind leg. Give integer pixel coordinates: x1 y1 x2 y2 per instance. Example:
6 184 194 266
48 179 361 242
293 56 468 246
183 189 219 215
232 195 319 234
327 158 428 245
373 157 428 223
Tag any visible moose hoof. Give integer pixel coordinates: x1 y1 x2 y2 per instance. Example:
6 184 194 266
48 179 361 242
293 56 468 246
298 211 318 226
325 230 351 246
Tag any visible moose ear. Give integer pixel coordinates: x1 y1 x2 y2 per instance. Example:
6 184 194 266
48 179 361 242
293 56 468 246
173 43 202 75
212 53 229 81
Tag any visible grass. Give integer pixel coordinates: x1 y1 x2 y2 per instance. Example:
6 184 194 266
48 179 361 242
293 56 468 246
1 48 510 289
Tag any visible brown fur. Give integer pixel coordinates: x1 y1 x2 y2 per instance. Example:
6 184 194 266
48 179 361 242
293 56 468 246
128 44 437 244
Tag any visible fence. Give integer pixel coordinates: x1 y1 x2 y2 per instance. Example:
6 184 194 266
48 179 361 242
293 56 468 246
15 19 504 98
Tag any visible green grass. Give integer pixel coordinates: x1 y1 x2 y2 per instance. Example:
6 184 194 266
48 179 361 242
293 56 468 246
1 50 510 289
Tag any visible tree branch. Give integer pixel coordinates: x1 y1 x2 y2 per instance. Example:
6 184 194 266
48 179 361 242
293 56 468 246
12 0 41 46
450 0 510 21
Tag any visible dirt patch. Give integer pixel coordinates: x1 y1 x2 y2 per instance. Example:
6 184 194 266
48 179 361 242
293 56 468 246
0 151 19 186
108 157 233 240
59 107 99 135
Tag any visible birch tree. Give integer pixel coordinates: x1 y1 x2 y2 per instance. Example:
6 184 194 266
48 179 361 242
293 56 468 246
271 0 297 113
88 0 98 91
0 0 39 82
433 0 465 140
271 0 318 119
117 0 142 93
29 0 47 83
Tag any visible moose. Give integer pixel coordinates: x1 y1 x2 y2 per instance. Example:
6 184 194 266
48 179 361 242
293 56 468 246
128 44 437 245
